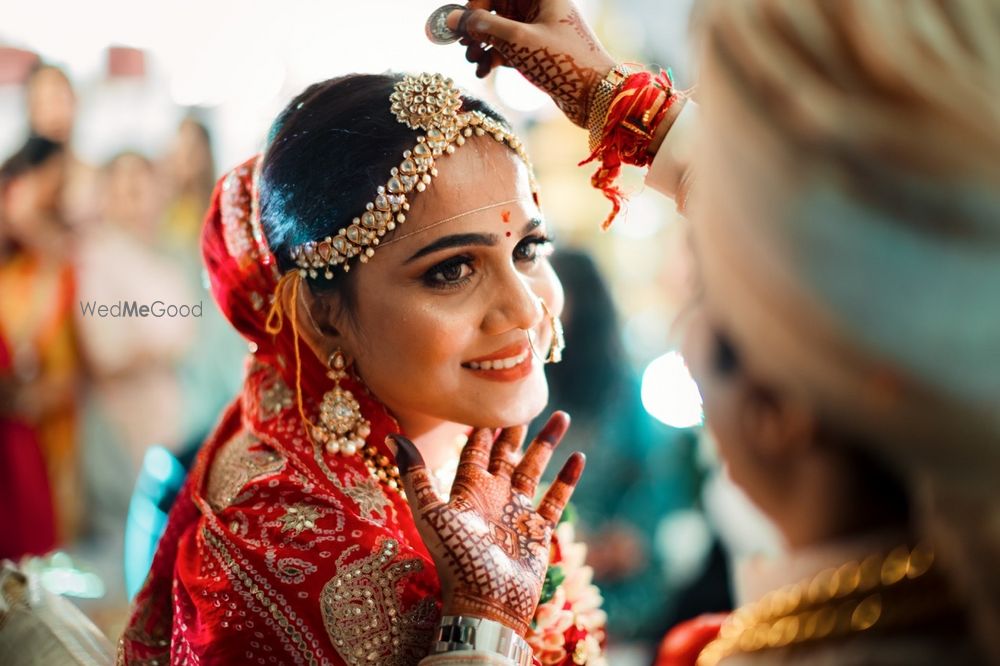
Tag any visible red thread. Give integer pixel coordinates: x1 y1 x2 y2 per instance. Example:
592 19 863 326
580 69 679 229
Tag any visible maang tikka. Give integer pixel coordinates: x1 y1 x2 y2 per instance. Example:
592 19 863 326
313 350 371 455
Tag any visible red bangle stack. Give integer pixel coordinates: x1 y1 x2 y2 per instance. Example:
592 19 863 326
581 68 680 229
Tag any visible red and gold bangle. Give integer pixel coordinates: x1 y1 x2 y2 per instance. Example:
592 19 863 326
580 68 681 229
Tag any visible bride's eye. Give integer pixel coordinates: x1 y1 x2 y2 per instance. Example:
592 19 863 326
513 235 554 263
423 255 474 289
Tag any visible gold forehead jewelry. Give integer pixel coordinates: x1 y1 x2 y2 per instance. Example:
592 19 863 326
377 196 531 249
289 72 537 279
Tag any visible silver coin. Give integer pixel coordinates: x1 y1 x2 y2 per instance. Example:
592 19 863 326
426 4 467 45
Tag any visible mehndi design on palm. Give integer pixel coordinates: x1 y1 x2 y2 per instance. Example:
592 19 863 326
391 412 584 635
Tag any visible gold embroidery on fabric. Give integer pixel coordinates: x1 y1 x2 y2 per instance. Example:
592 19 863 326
206 431 286 511
278 504 323 535
258 370 294 421
250 290 265 311
115 590 171 666
265 548 319 585
219 159 272 270
320 538 439 665
334 471 392 523
202 526 320 666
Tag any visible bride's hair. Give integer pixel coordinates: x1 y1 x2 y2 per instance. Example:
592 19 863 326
259 73 509 304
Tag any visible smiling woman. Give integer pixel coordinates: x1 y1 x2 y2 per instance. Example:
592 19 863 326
118 72 603 666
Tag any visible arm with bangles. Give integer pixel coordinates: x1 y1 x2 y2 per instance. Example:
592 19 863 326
391 413 589 666
445 0 697 216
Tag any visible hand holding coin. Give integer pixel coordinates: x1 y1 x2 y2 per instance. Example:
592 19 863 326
425 0 615 127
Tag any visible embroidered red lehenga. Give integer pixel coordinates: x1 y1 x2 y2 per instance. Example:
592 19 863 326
118 158 605 666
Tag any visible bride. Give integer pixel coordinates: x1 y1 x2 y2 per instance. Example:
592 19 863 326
118 72 605 665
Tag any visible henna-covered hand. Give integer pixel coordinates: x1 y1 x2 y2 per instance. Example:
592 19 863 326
390 412 585 636
447 0 616 127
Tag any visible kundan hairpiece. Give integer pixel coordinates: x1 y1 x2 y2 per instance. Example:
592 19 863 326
289 72 537 278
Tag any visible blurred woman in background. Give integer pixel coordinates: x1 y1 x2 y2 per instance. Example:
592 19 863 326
161 116 216 252
0 136 81 558
24 63 98 229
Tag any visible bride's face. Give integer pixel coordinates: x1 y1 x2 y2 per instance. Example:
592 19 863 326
322 138 563 431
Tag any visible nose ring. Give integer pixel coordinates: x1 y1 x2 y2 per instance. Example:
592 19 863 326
525 299 565 365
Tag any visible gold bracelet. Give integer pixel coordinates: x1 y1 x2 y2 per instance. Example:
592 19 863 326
586 63 641 153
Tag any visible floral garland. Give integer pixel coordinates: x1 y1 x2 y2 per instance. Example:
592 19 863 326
526 520 608 665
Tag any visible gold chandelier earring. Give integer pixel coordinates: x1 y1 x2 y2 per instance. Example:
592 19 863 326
526 299 566 364
312 350 371 456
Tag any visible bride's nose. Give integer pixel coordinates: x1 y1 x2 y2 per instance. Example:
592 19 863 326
482 270 543 335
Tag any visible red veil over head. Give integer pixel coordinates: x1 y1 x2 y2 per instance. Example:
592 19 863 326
200 155 325 390
119 157 438 666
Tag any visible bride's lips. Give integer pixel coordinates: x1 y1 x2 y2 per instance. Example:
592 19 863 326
461 341 534 382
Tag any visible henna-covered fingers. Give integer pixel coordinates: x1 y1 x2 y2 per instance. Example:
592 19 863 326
388 434 442 510
449 8 524 43
465 40 486 63
457 9 478 46
475 47 494 77
457 427 494 470
493 0 542 23
537 450 585 523
479 50 507 78
488 424 526 477
510 411 570 497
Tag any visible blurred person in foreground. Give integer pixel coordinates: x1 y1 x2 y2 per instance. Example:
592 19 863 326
416 0 1000 663
0 136 81 559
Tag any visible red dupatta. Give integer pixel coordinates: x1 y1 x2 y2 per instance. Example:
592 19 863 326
117 157 441 665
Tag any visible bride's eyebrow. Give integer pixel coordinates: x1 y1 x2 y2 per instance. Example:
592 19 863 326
404 217 543 264
406 232 497 263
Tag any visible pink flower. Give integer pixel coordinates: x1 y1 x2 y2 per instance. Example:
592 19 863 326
526 523 608 665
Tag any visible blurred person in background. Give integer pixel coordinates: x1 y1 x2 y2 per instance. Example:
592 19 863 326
159 115 247 456
76 151 193 470
24 63 99 229
161 116 216 252
541 248 706 646
0 136 82 558
436 0 1000 664
24 64 75 145
73 152 195 597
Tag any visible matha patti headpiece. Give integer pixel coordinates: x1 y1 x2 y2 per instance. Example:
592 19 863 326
289 72 537 278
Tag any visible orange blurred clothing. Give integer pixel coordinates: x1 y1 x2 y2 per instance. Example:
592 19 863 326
0 250 82 547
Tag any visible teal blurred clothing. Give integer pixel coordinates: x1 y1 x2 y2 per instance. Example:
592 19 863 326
538 249 705 642
538 373 702 642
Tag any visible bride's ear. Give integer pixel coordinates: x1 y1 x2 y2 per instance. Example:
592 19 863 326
288 278 353 362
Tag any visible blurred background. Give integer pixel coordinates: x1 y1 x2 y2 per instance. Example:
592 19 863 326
0 1 778 663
